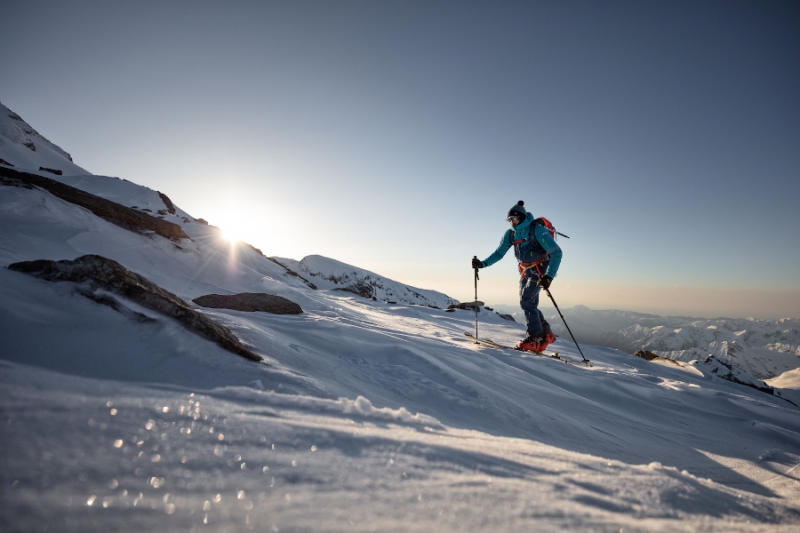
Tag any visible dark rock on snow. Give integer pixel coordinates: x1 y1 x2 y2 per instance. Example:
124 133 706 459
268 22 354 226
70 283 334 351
193 293 303 315
39 166 63 175
158 191 176 214
267 258 318 290
634 350 679 364
448 301 484 312
8 255 262 363
0 166 189 242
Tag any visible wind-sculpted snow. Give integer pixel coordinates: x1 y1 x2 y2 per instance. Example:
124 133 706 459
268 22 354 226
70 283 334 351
273 254 459 309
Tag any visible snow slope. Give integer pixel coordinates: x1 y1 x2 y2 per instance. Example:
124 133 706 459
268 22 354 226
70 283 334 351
274 255 458 308
3 173 800 532
0 102 89 175
1 112 800 530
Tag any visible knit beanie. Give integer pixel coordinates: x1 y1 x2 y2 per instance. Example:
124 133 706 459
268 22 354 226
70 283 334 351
507 200 526 218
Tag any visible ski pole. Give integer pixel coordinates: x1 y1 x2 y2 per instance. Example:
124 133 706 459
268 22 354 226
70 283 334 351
544 288 589 365
473 256 479 343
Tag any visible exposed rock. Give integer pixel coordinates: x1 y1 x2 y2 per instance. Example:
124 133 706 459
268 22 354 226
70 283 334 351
267 257 318 290
336 280 374 299
448 301 484 312
193 293 302 315
497 313 516 322
0 173 33 189
23 139 36 151
8 255 262 363
158 191 176 214
0 166 189 241
39 166 63 175
272 255 457 308
633 349 677 364
0 157 13 166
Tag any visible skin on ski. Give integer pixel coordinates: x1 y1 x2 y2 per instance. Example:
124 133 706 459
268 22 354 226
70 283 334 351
463 332 594 367
464 332 565 361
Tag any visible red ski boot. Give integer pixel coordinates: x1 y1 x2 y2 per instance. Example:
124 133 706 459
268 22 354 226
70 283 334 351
517 332 556 354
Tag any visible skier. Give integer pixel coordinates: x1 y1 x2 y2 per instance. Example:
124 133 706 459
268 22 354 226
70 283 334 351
472 201 562 353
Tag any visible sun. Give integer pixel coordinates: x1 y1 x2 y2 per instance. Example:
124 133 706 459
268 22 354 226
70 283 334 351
211 208 249 244
219 224 243 243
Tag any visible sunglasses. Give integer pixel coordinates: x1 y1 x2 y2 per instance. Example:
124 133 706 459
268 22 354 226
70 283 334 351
507 215 521 222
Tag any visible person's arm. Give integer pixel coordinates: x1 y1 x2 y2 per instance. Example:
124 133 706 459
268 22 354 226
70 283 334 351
535 225 562 278
480 230 513 267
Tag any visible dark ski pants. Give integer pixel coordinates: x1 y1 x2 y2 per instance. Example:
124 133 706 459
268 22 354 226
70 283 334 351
519 273 551 339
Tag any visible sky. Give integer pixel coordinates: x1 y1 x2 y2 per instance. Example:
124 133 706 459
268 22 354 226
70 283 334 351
1 0 799 318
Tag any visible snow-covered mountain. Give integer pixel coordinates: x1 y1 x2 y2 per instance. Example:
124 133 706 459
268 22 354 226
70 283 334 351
273 255 458 308
536 306 800 380
0 102 89 176
2 106 800 531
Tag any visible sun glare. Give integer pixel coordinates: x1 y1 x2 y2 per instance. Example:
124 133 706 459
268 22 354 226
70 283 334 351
212 208 249 244
220 225 242 243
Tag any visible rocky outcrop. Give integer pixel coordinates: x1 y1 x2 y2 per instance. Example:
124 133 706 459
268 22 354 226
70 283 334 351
8 255 261 363
634 350 680 365
158 191 176 214
272 255 457 307
267 258 318 290
0 166 189 241
193 293 303 315
39 166 63 175
448 301 484 312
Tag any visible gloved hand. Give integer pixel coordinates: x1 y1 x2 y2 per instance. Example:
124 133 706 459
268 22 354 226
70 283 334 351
471 257 483 269
538 275 553 289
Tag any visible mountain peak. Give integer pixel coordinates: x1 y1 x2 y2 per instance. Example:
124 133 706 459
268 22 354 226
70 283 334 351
0 102 90 175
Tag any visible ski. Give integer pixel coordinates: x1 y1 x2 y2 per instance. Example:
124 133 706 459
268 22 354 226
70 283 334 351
464 332 593 367
464 332 566 361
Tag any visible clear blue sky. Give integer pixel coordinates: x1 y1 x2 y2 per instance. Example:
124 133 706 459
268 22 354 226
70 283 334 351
2 1 798 318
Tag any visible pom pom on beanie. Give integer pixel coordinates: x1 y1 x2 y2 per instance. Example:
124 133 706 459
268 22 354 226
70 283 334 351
507 200 526 218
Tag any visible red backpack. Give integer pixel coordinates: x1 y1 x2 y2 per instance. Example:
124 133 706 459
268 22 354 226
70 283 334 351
534 217 569 240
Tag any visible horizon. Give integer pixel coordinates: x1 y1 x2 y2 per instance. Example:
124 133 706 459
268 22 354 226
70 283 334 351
2 1 798 320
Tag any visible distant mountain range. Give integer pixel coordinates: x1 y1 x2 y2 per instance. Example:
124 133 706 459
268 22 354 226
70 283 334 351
493 304 799 380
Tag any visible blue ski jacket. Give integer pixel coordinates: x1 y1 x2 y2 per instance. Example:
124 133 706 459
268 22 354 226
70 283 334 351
480 212 562 278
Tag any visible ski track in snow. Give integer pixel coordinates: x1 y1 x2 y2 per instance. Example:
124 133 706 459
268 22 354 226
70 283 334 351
1 164 800 531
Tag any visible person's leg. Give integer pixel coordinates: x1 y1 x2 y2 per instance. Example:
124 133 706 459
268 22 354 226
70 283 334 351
539 311 552 337
518 274 556 352
519 274 543 338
